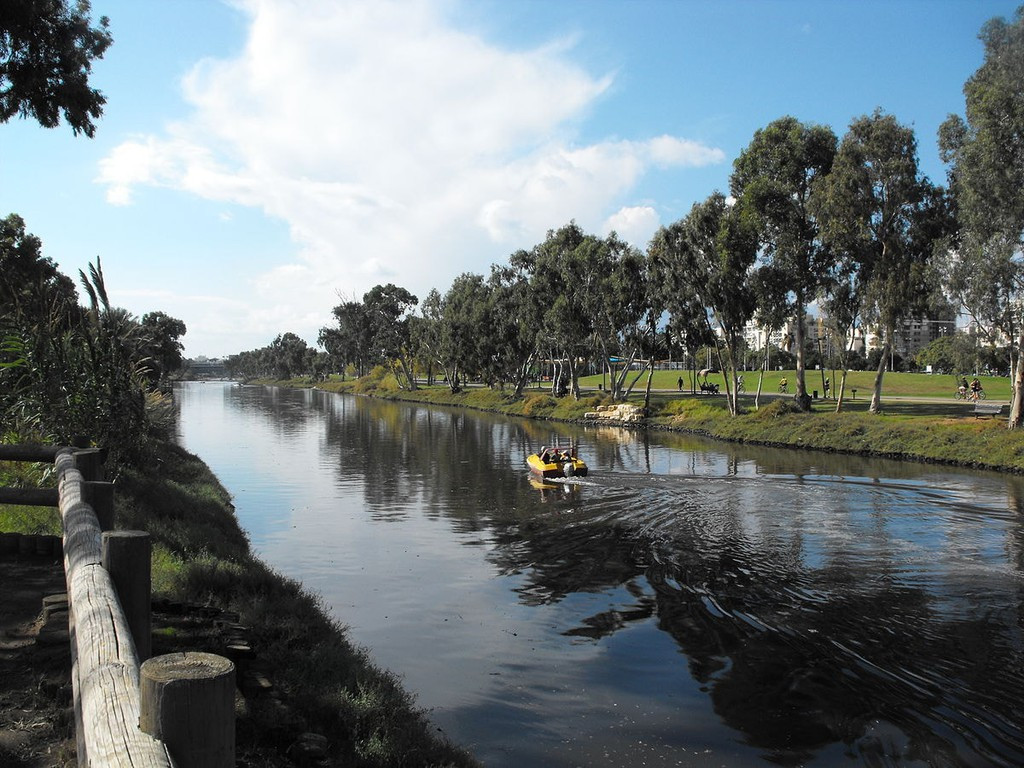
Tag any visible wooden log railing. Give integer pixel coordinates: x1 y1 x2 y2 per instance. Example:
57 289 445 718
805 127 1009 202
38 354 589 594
1 444 235 767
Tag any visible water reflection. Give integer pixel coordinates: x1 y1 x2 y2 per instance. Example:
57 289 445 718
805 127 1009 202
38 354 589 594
176 383 1024 766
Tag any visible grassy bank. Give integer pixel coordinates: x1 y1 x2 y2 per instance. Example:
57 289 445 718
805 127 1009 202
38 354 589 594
276 370 1024 474
1 438 479 768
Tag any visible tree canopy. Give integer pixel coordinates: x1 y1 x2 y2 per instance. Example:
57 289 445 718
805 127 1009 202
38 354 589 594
939 5 1024 426
1 0 113 137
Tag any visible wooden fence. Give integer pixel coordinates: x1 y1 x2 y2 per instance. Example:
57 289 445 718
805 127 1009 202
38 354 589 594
0 444 234 767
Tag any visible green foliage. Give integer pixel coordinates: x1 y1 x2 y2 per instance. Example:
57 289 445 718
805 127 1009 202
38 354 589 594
914 332 980 374
0 0 113 137
1 222 184 464
0 504 60 535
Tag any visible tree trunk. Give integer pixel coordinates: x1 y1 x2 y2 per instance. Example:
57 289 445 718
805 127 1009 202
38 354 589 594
835 369 849 413
643 357 654 412
714 340 736 416
793 307 810 411
512 353 535 398
1008 327 1024 428
755 344 769 410
397 355 417 390
869 340 889 414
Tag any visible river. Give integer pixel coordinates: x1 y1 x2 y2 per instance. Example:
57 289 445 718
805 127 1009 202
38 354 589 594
174 381 1024 767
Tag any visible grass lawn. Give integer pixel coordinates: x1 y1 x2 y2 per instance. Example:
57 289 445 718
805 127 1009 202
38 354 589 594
578 368 1013 401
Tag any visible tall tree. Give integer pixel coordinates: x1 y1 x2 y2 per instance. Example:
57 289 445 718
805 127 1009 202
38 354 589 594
1 0 113 136
655 193 757 415
139 311 186 384
731 116 837 410
485 264 538 397
268 333 310 379
814 111 953 413
939 6 1024 426
363 283 419 390
437 273 490 392
323 299 373 378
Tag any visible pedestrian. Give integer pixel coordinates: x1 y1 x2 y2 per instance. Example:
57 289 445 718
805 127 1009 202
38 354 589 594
824 377 830 398
677 376 683 392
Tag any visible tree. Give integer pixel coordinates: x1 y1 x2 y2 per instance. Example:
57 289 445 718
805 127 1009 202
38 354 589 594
437 274 490 392
323 299 373 378
485 264 538 397
268 332 309 380
939 7 1024 427
731 116 837 410
655 193 757 415
1 0 113 137
914 332 980 375
139 311 186 383
814 111 954 413
0 213 78 326
363 283 418 390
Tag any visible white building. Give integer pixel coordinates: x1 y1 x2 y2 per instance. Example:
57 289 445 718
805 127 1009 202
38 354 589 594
742 315 954 360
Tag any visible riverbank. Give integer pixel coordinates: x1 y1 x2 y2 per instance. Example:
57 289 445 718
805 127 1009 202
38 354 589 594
273 371 1024 474
0 437 480 768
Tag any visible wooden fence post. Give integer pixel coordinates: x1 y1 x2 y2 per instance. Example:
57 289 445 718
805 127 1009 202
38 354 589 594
140 652 236 768
73 448 105 482
101 530 152 661
85 481 115 532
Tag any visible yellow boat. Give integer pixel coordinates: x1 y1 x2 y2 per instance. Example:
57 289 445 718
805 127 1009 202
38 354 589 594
527 446 588 478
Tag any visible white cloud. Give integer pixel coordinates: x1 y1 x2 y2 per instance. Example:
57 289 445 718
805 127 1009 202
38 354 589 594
97 0 725 350
602 206 661 249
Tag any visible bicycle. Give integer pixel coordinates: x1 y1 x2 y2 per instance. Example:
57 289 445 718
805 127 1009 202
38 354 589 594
778 380 788 394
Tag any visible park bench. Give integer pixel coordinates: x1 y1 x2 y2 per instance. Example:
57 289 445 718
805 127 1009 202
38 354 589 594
974 402 1004 418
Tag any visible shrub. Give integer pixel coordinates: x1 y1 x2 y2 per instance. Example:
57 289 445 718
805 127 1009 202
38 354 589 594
752 398 805 420
522 393 556 416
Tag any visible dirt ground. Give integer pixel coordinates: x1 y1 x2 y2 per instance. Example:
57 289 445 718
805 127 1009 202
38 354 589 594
0 551 76 767
0 549 328 767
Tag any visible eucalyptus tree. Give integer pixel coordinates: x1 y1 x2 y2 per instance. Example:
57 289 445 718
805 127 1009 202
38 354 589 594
730 116 837 410
1 0 113 137
655 193 757 415
323 299 373 378
650 229 716 395
814 111 954 413
362 283 419 390
748 264 792 407
939 7 1024 426
268 332 310 379
594 235 649 402
408 288 444 386
486 264 539 397
436 273 491 392
509 222 596 398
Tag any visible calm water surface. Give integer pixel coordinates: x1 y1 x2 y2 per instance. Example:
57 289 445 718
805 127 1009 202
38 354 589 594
175 381 1024 767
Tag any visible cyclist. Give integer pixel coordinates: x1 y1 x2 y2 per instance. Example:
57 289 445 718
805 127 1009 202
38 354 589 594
970 378 983 400
778 377 788 394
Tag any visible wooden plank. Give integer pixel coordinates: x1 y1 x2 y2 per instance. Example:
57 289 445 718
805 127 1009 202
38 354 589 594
0 487 59 506
0 444 61 463
55 449 175 768
80 663 175 767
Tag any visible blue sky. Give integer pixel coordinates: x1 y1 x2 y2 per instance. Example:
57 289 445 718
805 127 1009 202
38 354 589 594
1 0 1017 358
